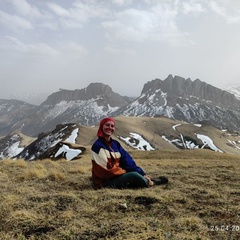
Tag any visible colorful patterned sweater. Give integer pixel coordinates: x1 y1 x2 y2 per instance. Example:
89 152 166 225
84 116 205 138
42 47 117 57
91 137 146 188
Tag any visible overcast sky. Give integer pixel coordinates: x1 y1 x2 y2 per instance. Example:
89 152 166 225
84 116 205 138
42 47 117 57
1 0 240 103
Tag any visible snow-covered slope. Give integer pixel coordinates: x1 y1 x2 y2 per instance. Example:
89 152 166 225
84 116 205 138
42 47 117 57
3 124 85 160
225 85 240 100
116 75 240 132
18 83 130 136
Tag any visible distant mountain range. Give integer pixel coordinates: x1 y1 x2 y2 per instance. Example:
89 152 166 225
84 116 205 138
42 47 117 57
1 75 240 138
10 92 49 105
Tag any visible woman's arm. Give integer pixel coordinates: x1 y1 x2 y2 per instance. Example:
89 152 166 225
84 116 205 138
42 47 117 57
117 142 146 175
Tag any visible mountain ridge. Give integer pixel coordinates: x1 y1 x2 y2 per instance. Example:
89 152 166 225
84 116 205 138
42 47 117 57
1 116 240 160
115 75 240 131
1 75 240 137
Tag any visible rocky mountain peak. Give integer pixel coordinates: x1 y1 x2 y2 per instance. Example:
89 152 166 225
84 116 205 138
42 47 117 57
41 82 128 107
86 82 112 98
141 75 239 109
117 75 240 132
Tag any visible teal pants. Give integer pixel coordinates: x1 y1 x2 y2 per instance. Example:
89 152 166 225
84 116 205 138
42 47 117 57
105 172 149 189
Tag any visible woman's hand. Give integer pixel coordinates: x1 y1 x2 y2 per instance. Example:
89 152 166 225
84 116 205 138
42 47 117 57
144 175 154 187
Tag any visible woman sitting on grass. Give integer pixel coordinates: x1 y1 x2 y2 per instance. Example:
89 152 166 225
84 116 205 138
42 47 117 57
91 117 168 189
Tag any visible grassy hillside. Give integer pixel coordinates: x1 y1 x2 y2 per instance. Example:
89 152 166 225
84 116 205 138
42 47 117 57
0 149 239 240
76 116 240 156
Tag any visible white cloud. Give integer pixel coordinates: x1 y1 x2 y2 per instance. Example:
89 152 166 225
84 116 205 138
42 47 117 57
102 4 192 46
209 1 227 17
209 1 240 24
5 36 25 48
0 10 33 30
60 42 88 58
45 1 110 30
46 3 70 17
102 8 156 42
104 45 136 55
111 0 133 6
4 37 89 61
182 1 205 14
5 36 59 56
11 0 43 18
40 21 58 31
73 1 110 18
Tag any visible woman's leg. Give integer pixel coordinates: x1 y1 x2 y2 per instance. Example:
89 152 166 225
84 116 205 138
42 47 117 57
105 172 149 189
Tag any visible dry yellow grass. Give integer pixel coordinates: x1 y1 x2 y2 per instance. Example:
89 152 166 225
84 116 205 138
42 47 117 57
0 149 239 240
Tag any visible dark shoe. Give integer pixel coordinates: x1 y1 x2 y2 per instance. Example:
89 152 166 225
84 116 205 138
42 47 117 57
152 176 168 185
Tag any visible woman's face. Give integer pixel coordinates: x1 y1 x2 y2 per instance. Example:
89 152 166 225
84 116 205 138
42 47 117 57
102 121 115 137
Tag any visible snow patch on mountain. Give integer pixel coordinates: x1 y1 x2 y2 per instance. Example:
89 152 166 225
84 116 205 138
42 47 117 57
65 128 78 142
162 134 198 149
7 141 24 158
172 124 181 130
227 139 240 150
163 123 224 152
0 141 23 159
196 134 223 153
14 124 85 161
120 133 154 151
122 90 175 118
0 134 24 159
43 98 118 122
109 118 237 154
54 128 82 160
194 124 202 127
162 133 222 152
55 144 82 160
225 85 240 100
